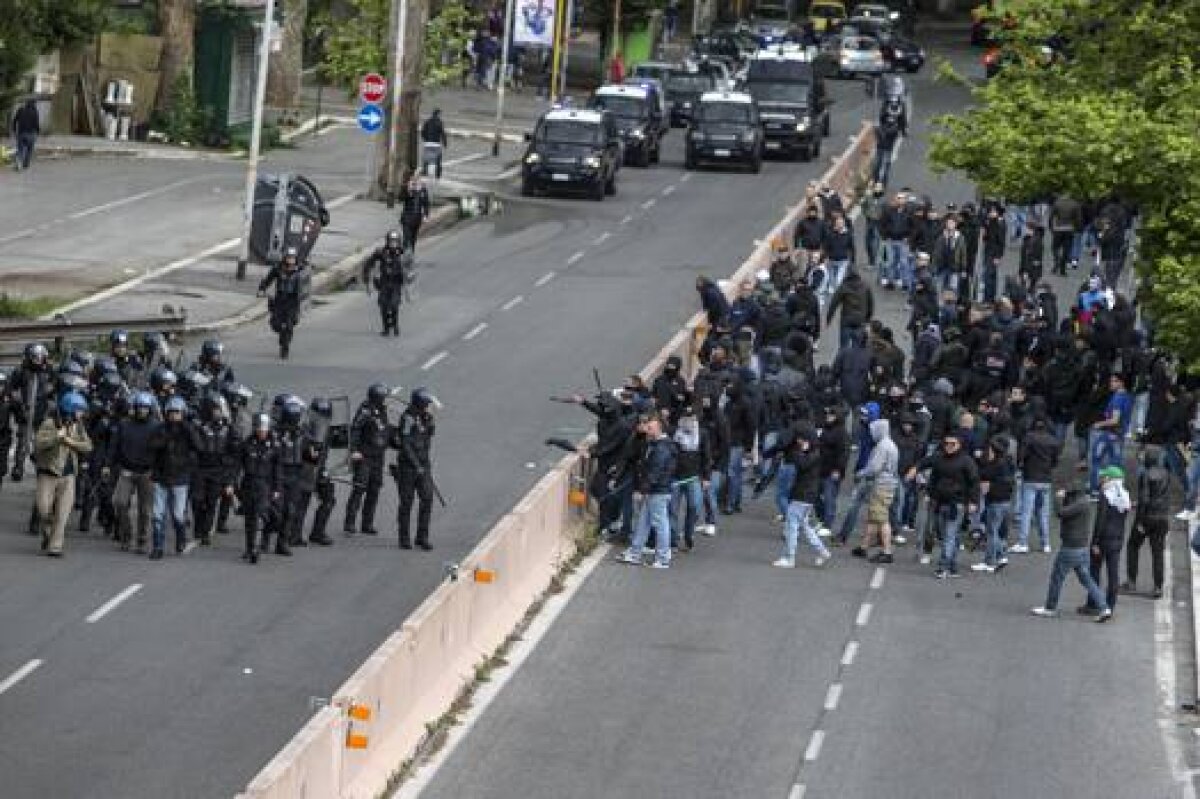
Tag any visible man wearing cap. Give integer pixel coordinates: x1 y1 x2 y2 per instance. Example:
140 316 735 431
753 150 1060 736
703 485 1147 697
1080 465 1130 617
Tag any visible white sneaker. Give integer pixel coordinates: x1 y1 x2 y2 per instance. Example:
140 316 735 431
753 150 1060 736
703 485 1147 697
642 546 655 555
1009 543 1030 554
970 562 994 573
893 534 908 545
649 560 671 570
774 514 785 523
702 524 717 537
919 554 932 565
1176 510 1196 522
817 526 832 538
616 551 642 565
773 557 795 568
814 554 830 567
1030 607 1059 618
1041 545 1052 554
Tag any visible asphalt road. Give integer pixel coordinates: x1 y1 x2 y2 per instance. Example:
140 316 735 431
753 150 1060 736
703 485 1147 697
0 55 883 799
411 35 1200 799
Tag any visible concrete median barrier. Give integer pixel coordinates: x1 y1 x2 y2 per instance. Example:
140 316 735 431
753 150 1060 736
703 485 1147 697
236 120 876 799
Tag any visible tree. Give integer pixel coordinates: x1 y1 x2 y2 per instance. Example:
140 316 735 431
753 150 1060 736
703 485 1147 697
268 0 310 107
0 0 105 116
929 0 1200 368
155 0 196 111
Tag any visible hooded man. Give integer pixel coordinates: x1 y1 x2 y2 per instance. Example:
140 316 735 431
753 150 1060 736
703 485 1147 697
853 418 899 563
1125 447 1170 598
1084 465 1131 616
826 268 875 351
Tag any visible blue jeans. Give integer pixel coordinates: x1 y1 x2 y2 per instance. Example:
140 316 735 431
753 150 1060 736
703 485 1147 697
1131 392 1149 435
937 502 965 572
882 239 908 285
837 481 869 542
15 132 36 169
725 446 745 511
865 223 881 267
1018 482 1051 548
671 479 704 547
819 474 841 528
1088 431 1122 493
705 469 723 524
152 483 190 551
984 502 1009 565
630 493 673 565
775 462 796 519
1044 547 1108 611
783 501 830 560
827 259 849 295
1186 455 1200 511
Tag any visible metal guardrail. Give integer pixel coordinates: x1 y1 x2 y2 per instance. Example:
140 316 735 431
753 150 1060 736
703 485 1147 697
0 311 190 366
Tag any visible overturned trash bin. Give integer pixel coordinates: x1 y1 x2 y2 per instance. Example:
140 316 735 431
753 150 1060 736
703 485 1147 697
249 173 330 265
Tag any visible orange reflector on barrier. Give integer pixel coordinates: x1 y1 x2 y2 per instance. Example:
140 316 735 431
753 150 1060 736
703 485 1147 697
474 568 496 584
346 733 369 749
568 488 587 507
348 704 371 721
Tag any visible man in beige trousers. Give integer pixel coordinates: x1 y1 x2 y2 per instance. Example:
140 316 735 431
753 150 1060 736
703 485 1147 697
34 392 92 557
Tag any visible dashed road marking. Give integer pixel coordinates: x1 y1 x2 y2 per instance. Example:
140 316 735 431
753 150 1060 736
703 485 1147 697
641 199 657 210
804 730 825 762
620 215 633 225
421 351 449 370
841 641 859 666
0 659 42 696
788 785 806 799
501 295 524 311
67 176 213 220
86 584 143 623
824 683 843 711
463 322 488 341
680 173 692 182
592 232 611 245
183 540 200 554
855 603 873 627
870 567 886 590
662 185 675 196
534 271 556 287
567 250 585 265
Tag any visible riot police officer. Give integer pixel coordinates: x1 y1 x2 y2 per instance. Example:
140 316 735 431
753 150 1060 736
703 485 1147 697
109 329 144 386
363 230 410 337
343 383 391 536
109 391 158 552
78 394 118 536
196 339 236 385
258 246 309 359
394 387 438 550
191 392 240 546
141 332 172 378
149 367 178 417
0 370 17 490
216 381 255 534
399 176 431 254
306 397 337 546
239 412 280 564
10 342 54 483
275 394 320 554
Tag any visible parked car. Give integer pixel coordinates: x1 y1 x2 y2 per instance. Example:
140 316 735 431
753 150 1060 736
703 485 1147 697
521 109 622 200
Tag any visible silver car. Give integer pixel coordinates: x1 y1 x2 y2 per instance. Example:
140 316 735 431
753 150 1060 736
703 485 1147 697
834 35 886 78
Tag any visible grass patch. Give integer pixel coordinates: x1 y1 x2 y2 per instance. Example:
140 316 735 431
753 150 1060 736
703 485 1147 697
0 293 62 320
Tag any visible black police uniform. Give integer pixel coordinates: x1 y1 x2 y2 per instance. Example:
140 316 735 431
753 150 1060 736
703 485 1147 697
0 374 17 488
9 354 54 481
394 406 435 549
363 244 410 336
192 416 240 544
306 403 337 545
399 185 431 253
239 433 280 563
343 400 390 535
78 401 118 535
276 421 323 552
259 263 308 359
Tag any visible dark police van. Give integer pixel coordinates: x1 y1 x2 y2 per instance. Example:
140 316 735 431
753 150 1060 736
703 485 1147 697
743 50 831 161
588 84 663 167
521 108 622 201
685 91 763 173
665 68 717 127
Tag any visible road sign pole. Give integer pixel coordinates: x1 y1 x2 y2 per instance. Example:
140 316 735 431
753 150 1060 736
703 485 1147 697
492 0 516 157
236 0 277 281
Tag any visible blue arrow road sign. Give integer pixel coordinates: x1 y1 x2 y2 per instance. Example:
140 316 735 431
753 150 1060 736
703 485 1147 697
357 103 384 134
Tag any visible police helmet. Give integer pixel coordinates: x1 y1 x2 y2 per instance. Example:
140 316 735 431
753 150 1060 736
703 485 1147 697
309 397 334 418
282 399 307 427
200 391 230 422
164 396 188 417
71 350 96 375
283 246 300 263
95 356 118 377
200 339 224 365
222 382 254 408
59 391 88 418
252 412 273 434
58 358 85 379
385 230 402 247
97 372 124 398
150 367 177 393
131 391 155 413
110 329 129 348
409 387 434 410
143 331 166 354
0 369 6 389
367 383 390 406
24 342 48 366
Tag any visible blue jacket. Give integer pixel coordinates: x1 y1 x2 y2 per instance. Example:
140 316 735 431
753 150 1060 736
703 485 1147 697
639 436 677 495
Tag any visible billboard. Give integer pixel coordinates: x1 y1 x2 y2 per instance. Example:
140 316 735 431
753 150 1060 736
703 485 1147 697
514 0 556 47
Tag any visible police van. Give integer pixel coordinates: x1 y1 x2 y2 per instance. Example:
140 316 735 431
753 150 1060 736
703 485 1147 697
685 91 764 173
743 47 830 161
590 83 664 167
521 108 623 200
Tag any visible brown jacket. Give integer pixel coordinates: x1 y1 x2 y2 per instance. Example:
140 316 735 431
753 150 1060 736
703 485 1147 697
34 417 92 477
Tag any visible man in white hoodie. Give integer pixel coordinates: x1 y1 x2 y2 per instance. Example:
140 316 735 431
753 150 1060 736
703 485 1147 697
852 419 900 564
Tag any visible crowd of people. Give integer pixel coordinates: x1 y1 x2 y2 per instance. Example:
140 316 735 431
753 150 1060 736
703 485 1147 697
0 332 440 563
574 181 1198 623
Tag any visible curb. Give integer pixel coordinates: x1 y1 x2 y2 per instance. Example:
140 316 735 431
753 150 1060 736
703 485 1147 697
38 144 242 162
447 127 527 145
187 203 461 336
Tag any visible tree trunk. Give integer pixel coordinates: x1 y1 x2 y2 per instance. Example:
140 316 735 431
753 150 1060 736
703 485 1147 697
371 0 428 201
267 0 309 107
155 0 195 111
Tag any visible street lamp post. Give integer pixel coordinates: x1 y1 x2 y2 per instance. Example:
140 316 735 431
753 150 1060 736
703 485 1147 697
236 0 278 281
492 0 516 157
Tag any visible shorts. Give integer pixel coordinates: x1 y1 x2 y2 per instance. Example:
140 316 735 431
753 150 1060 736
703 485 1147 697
867 486 896 525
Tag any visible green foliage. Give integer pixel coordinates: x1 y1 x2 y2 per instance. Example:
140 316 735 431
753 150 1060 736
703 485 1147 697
930 0 1200 369
318 0 480 96
0 293 63 320
585 0 665 35
0 0 106 116
152 73 208 144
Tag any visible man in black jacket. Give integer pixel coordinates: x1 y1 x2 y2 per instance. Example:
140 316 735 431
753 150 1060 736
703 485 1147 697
919 433 979 578
394 387 438 550
1124 447 1170 598
722 381 757 514
1031 485 1111 621
420 109 448 178
774 425 832 568
110 392 160 553
1083 465 1130 615
11 99 40 171
147 397 200 560
618 413 677 569
1015 416 1058 553
257 247 309 359
344 384 391 536
239 413 281 564
827 269 875 351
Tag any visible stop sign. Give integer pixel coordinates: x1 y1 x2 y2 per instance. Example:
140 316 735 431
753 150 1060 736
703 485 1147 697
359 73 387 104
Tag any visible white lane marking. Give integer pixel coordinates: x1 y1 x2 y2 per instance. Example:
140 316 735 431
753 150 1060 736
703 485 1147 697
640 199 656 210
592 232 611 245
86 584 143 623
0 659 43 696
501 295 524 311
67 176 212 220
1158 542 1198 799
824 683 843 711
870 567 886 590
392 539 613 798
442 152 488 168
462 322 488 341
855 603 872 627
841 641 859 666
680 173 693 182
421 351 449 371
566 251 585 265
0 226 39 245
620 215 633 225
662 185 675 196
804 730 825 762
534 271 556 287
788 785 806 799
